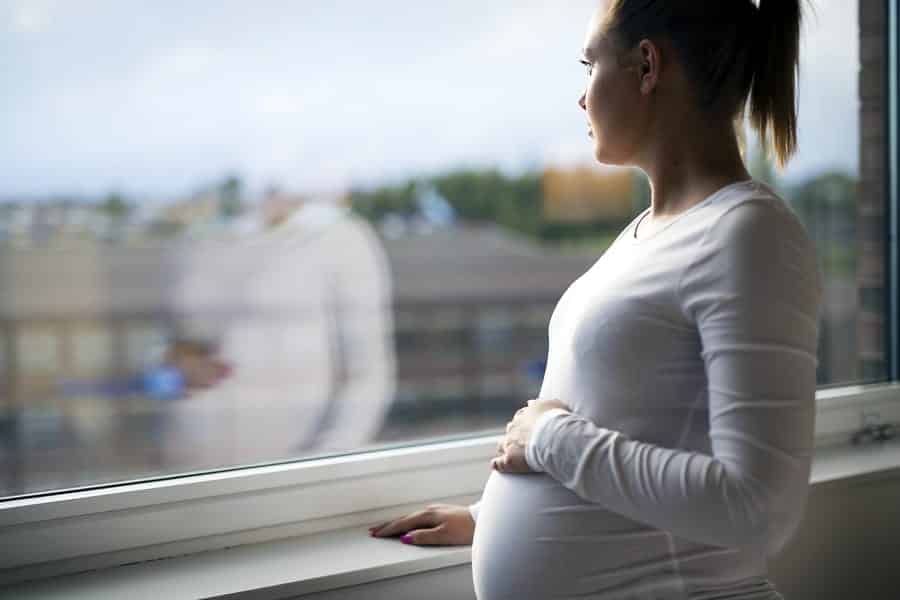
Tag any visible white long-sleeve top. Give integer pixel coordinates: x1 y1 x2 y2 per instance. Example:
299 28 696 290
469 181 822 599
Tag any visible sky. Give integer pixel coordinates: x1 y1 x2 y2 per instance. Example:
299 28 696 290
1 0 859 202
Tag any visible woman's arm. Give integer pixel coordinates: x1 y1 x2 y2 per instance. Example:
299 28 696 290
525 200 823 551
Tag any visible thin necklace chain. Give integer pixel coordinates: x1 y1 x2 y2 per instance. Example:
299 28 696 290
633 210 651 240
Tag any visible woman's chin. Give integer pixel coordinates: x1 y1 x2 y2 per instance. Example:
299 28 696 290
592 144 625 167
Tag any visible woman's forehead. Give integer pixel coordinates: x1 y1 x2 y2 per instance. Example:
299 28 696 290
583 29 610 60
592 0 615 30
584 2 614 55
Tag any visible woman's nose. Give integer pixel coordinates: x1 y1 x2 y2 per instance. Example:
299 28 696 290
578 93 587 111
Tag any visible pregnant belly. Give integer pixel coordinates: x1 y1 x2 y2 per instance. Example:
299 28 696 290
472 470 684 600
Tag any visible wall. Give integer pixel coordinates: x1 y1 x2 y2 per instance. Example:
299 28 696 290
769 471 900 599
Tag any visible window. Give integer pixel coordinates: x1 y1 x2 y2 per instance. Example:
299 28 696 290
0 0 897 581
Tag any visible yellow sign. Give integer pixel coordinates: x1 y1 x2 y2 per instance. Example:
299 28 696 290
542 166 635 223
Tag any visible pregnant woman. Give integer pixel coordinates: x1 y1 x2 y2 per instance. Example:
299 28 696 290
370 1 821 598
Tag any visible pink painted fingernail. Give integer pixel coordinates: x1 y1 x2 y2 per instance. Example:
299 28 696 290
400 534 413 544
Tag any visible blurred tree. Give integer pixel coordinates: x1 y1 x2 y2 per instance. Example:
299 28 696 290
350 167 645 245
748 135 778 188
96 192 134 242
98 192 133 221
431 169 542 235
786 171 857 278
788 172 856 231
219 174 244 219
350 180 419 221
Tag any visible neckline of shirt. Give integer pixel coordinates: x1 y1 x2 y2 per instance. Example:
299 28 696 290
628 179 759 244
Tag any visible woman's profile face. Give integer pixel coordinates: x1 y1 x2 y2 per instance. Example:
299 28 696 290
579 4 649 166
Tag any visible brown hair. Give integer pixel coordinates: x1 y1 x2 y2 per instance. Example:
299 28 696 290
601 0 803 167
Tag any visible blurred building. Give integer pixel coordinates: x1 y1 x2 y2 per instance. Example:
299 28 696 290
157 192 221 232
0 200 148 247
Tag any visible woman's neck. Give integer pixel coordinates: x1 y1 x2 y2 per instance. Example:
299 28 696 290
636 115 752 219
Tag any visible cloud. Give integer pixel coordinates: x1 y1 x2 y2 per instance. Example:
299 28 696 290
148 44 218 78
255 91 305 116
8 0 54 34
0 0 863 197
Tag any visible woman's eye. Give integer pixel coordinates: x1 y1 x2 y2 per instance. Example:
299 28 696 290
580 59 593 76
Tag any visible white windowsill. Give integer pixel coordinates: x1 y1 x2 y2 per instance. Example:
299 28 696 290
2 383 896 585
4 439 900 600
0 524 473 600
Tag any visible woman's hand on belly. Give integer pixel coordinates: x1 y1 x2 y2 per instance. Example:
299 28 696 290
368 503 475 546
493 398 570 474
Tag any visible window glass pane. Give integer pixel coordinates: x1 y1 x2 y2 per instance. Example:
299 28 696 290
756 0 886 387
0 0 883 498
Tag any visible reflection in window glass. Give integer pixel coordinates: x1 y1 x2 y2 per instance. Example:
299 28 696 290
0 1 880 497
16 331 60 375
71 327 114 375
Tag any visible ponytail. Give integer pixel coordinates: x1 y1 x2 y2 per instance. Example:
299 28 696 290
604 0 804 168
749 0 803 168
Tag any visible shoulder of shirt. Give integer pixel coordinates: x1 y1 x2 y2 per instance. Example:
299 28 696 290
701 181 810 247
676 181 823 317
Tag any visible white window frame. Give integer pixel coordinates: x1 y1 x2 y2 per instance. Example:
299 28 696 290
0 383 899 585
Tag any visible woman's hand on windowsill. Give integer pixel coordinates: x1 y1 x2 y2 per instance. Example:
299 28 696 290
368 503 475 546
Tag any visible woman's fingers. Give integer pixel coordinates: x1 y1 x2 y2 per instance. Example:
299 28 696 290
369 505 475 546
369 510 434 537
367 520 390 533
370 518 408 537
400 525 447 546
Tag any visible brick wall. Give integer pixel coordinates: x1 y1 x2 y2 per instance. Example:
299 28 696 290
857 0 888 380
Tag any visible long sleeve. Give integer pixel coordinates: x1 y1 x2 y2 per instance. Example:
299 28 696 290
525 200 822 551
164 239 252 350
299 218 397 452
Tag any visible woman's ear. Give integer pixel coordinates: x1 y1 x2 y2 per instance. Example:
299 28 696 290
637 39 660 95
